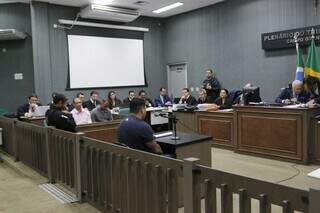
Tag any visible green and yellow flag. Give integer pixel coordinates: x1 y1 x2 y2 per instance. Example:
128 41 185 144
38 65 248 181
305 39 320 79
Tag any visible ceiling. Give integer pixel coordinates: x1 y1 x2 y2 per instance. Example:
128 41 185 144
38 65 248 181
0 0 224 18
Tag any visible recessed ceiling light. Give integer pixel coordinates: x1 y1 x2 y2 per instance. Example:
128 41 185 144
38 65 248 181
152 2 184 14
93 0 114 5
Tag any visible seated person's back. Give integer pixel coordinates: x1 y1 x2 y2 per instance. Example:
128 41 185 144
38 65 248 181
46 94 76 132
91 99 113 122
117 98 163 154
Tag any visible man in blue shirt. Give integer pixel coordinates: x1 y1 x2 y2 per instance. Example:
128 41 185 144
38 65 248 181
154 87 172 107
117 98 163 154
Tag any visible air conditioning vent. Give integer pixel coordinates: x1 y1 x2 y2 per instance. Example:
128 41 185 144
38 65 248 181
80 4 140 23
0 29 27 40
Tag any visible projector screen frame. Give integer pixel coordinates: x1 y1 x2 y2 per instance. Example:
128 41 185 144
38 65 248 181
64 27 147 90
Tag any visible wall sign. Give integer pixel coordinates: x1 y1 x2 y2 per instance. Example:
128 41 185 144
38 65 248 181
261 25 320 51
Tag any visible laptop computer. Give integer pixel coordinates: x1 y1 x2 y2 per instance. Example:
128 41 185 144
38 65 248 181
33 106 50 117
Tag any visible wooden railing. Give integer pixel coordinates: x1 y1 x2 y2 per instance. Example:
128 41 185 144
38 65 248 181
183 158 320 213
81 137 182 213
47 127 83 200
0 116 16 157
15 120 48 176
1 116 320 213
77 121 121 144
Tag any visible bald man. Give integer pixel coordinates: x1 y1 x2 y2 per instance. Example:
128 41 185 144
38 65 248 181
275 80 310 105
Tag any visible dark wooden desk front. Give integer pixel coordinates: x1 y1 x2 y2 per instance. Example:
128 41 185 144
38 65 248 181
175 106 320 164
234 106 319 164
175 110 234 149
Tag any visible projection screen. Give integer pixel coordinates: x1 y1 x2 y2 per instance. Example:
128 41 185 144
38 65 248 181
67 35 145 89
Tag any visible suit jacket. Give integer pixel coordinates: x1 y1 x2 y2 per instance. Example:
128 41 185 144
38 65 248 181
17 103 42 117
275 88 310 104
83 100 101 111
180 95 198 106
214 97 232 109
154 95 172 107
122 97 132 108
203 77 221 99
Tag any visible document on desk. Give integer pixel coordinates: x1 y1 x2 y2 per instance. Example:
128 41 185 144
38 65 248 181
218 109 234 112
308 168 320 179
282 104 306 109
154 131 173 138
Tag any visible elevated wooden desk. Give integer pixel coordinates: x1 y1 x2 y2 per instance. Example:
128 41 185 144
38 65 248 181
234 106 320 164
175 106 320 164
174 110 234 149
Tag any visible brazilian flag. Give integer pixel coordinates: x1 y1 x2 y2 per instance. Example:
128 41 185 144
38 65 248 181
305 39 320 79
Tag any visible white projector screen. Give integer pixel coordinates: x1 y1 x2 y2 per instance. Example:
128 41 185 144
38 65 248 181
67 35 145 89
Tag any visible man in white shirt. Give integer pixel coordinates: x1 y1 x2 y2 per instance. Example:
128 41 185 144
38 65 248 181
71 98 92 125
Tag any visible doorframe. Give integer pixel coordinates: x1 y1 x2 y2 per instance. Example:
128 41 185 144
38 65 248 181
167 62 188 98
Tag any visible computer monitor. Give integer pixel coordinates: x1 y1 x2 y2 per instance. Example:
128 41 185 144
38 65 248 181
243 87 261 105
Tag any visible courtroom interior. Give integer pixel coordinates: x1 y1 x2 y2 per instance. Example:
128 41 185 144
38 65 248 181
1 0 320 212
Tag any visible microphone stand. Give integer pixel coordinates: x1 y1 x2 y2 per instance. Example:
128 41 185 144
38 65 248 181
168 113 180 141
156 112 180 142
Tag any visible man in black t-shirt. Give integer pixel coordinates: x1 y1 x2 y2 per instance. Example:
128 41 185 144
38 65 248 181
117 98 163 154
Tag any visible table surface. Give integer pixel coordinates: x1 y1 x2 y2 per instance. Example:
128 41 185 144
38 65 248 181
155 131 212 147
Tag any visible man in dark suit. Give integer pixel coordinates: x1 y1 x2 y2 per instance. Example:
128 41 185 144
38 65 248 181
123 90 135 107
83 90 101 111
275 80 310 104
17 94 42 118
154 87 172 107
138 90 154 107
179 88 198 106
202 69 221 100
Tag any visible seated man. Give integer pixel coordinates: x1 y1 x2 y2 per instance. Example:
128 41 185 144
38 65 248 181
91 99 113 122
45 94 76 132
197 89 214 104
179 88 198 106
154 87 172 107
83 90 101 111
117 98 163 154
71 98 92 125
17 94 42 118
275 80 310 104
123 90 135 107
138 90 154 107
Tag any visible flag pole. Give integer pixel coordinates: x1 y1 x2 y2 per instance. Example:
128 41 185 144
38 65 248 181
294 32 299 50
311 28 315 40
